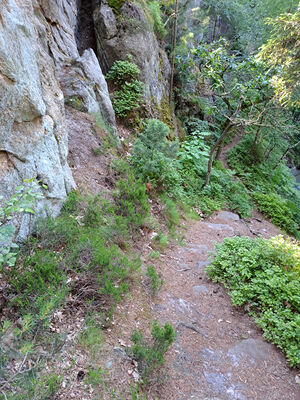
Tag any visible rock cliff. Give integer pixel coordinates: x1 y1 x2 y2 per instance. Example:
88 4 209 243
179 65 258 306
0 0 118 238
0 0 172 238
93 0 172 115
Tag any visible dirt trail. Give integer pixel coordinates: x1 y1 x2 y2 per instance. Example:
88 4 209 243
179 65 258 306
56 117 299 399
148 211 299 400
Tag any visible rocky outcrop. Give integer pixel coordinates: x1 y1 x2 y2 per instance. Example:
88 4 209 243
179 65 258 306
0 0 119 239
38 0 118 133
93 0 171 114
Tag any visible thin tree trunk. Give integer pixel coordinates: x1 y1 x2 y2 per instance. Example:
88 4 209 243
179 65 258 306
203 94 244 188
265 143 276 161
215 135 226 161
273 140 300 169
203 122 233 188
169 0 178 104
250 111 265 157
212 16 218 42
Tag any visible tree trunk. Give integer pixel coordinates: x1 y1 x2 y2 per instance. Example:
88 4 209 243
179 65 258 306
250 113 265 157
169 0 178 104
203 122 233 188
273 140 300 169
203 93 244 188
215 135 226 161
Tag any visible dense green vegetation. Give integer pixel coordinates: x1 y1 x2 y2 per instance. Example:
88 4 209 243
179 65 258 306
106 58 145 118
1 0 300 398
207 235 300 368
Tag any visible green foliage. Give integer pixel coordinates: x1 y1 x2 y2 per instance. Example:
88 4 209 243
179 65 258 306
257 5 300 107
107 59 145 118
6 373 63 400
147 250 160 259
106 59 141 84
78 318 103 354
252 193 299 237
146 1 167 38
161 195 180 231
113 174 150 230
146 265 163 295
108 0 125 13
85 367 105 387
132 119 178 185
228 133 300 235
127 321 175 382
0 179 45 270
10 250 67 313
153 232 169 250
65 96 85 111
178 131 211 166
112 81 145 118
1 186 145 397
206 235 300 368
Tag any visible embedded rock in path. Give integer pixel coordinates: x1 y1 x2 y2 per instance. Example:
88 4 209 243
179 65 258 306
193 285 209 296
205 223 235 234
197 260 211 270
227 338 274 365
215 211 240 222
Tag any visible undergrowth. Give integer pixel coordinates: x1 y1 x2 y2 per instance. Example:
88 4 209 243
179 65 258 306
206 235 300 368
228 133 300 236
126 321 175 383
0 180 147 398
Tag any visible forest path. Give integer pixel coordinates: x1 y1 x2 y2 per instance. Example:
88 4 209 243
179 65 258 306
149 211 300 400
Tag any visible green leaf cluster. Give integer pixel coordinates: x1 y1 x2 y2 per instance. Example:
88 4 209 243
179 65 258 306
113 173 150 231
146 1 167 38
0 180 45 270
107 58 145 118
127 321 175 382
132 119 178 185
252 192 299 237
146 265 163 295
206 235 300 368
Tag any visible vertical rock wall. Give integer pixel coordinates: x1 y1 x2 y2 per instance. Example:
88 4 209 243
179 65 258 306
0 0 118 239
93 0 172 115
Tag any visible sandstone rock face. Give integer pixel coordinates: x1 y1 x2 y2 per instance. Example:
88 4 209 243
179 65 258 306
0 0 118 239
93 0 171 111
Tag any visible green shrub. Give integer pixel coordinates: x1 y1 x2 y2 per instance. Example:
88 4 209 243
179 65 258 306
106 59 141 84
107 59 145 118
227 133 300 234
11 250 67 311
112 80 145 117
152 232 169 249
113 174 150 230
252 192 299 237
108 0 125 13
146 265 163 295
132 119 178 185
0 179 45 269
127 321 175 382
62 190 81 214
206 236 300 368
9 373 62 400
161 195 180 231
147 1 167 38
